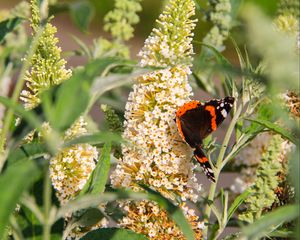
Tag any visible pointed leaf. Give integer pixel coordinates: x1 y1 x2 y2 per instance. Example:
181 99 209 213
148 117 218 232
41 58 121 132
227 190 250 221
242 205 299 239
63 132 122 148
244 118 297 144
76 208 105 228
70 1 94 32
0 96 42 131
91 69 152 97
90 142 111 194
7 143 47 166
0 160 40 239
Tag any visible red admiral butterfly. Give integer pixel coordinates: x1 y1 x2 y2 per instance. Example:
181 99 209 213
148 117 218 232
175 96 235 182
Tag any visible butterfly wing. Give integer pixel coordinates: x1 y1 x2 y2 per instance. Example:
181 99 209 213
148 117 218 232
176 97 235 182
203 96 235 130
194 145 215 182
177 104 211 147
177 114 216 182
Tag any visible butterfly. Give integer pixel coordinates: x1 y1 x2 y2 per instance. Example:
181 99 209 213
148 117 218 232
175 96 235 182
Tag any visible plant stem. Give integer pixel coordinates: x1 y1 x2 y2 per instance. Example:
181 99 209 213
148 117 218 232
203 105 242 239
43 168 52 240
21 194 45 223
9 215 24 240
0 26 45 155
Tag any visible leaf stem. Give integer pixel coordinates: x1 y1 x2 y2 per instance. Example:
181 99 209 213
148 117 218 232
9 215 24 240
21 194 44 224
203 105 242 239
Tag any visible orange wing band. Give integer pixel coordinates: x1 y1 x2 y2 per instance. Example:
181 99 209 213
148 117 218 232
176 117 185 142
205 105 217 131
176 101 200 117
195 155 208 163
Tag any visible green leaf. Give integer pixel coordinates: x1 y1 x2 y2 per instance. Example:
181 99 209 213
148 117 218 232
210 203 222 226
200 43 232 66
41 58 120 132
194 42 238 99
63 207 105 238
7 143 47 166
57 187 195 240
242 205 299 240
105 201 126 222
78 142 111 196
72 35 92 58
76 208 105 228
0 96 61 155
227 190 250 221
0 96 42 131
90 143 111 194
244 118 297 144
91 69 151 97
81 228 148 240
268 229 294 238
55 191 148 220
56 187 195 240
70 0 94 32
0 17 21 43
230 0 243 19
142 186 195 240
0 160 40 239
63 132 122 148
192 72 217 96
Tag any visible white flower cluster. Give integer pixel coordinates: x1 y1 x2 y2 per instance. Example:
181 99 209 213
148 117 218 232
119 200 203 240
64 116 88 140
50 117 98 205
234 132 273 167
111 67 201 201
111 0 200 202
231 132 272 193
203 0 232 51
278 139 295 164
50 144 98 205
138 0 197 67
111 0 203 237
231 133 295 194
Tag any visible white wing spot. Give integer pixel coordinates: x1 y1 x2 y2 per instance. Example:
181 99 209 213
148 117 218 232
221 109 227 118
220 103 224 107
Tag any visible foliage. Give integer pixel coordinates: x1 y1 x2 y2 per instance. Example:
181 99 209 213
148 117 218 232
0 0 299 240
239 135 284 223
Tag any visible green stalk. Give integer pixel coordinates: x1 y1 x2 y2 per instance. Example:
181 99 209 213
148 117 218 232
42 168 52 240
0 26 45 154
9 215 24 240
203 105 242 239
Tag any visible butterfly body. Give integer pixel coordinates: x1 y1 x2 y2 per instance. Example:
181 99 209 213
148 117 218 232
175 96 235 182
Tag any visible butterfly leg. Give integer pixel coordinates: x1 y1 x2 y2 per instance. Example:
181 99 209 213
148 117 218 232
194 146 215 182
